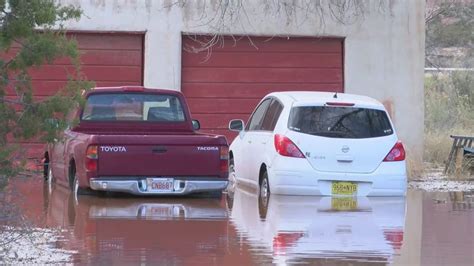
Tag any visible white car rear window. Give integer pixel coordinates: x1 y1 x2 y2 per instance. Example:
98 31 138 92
288 106 393 138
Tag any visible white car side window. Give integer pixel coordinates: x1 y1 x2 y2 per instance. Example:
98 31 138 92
246 99 272 131
261 100 283 132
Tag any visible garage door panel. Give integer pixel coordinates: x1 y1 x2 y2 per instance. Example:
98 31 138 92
192 114 251 130
182 83 342 98
28 65 142 82
81 66 142 82
204 128 239 139
187 98 260 114
182 68 342 83
73 34 143 50
49 50 143 66
6 81 141 97
183 36 342 53
183 52 342 68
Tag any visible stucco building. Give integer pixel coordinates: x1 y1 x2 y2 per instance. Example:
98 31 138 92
46 0 425 173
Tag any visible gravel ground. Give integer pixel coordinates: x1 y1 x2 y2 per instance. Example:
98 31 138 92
0 227 74 264
408 167 474 192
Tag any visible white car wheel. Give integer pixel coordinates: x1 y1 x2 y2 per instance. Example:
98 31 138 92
259 171 270 219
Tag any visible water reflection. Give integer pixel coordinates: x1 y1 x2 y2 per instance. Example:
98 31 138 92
6 177 474 265
43 184 252 265
228 185 406 265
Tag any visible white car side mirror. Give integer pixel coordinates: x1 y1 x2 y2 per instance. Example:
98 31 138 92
229 119 244 132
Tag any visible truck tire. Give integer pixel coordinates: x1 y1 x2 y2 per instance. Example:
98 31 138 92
70 167 95 197
43 152 49 180
47 165 54 183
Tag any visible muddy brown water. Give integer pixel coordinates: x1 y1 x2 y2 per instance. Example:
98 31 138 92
2 176 474 265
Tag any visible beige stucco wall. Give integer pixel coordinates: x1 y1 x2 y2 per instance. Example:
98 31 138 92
59 0 426 173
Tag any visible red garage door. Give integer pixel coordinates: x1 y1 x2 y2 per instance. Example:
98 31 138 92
28 32 144 97
182 35 344 142
7 32 144 163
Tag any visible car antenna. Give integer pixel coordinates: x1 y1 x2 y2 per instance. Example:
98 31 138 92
333 92 338 99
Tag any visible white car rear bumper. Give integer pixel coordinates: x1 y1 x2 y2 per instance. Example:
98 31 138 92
268 159 407 197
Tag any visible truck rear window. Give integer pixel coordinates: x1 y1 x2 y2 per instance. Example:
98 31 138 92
82 93 186 122
288 106 393 139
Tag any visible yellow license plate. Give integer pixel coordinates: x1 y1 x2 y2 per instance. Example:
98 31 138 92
332 181 357 195
331 197 358 211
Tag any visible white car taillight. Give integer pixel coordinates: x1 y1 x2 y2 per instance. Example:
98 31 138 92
274 134 305 158
383 141 406 162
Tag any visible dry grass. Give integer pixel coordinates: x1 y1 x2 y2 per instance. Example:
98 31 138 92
423 73 473 177
407 156 425 180
424 130 457 167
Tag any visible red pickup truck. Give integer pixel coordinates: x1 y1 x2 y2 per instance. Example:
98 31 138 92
44 86 229 197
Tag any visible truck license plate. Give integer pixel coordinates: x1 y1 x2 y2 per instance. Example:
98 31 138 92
332 181 357 196
147 178 174 192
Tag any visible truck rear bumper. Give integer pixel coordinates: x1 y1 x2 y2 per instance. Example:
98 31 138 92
89 178 228 195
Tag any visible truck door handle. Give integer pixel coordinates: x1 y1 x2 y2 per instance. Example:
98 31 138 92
152 147 168 153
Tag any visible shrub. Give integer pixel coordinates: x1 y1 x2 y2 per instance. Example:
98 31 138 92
424 72 474 166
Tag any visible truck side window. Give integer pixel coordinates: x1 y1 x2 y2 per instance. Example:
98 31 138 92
246 98 272 131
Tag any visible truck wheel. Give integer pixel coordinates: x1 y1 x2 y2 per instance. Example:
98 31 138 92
70 168 95 197
43 152 49 180
46 164 54 183
258 171 270 219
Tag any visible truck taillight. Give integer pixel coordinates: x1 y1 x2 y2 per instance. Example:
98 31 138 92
274 134 305 158
86 145 98 172
220 146 229 173
383 141 406 162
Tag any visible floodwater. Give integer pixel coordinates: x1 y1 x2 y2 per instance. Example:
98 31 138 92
2 176 474 265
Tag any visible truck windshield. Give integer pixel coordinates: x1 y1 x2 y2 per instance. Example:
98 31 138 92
288 106 393 139
81 93 186 122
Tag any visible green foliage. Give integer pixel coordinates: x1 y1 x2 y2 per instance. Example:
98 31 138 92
0 1 92 186
426 2 474 49
426 1 474 67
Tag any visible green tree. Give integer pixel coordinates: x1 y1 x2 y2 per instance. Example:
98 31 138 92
0 0 92 187
426 1 474 68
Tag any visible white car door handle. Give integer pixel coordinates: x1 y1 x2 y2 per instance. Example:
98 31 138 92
247 140 252 144
261 142 267 144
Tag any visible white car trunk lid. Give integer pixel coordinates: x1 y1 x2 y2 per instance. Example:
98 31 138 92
287 131 397 173
286 104 397 173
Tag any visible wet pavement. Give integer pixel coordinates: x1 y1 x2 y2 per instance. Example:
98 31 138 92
1 176 474 265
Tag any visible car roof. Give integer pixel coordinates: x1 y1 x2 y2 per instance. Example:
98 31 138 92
267 91 385 108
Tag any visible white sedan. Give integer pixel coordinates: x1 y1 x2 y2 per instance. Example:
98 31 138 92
228 91 407 197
